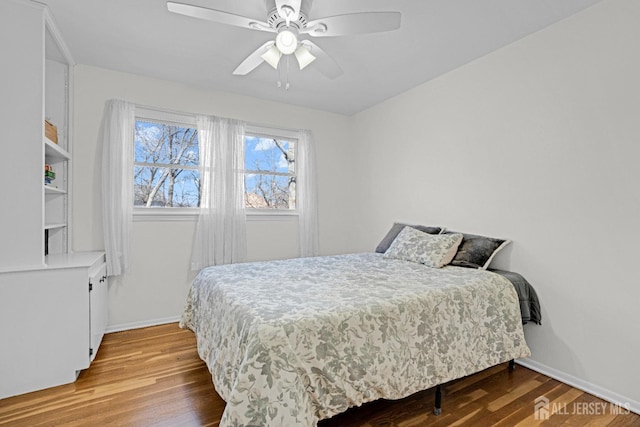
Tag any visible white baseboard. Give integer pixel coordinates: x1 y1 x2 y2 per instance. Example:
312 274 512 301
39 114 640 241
517 358 640 416
105 315 181 334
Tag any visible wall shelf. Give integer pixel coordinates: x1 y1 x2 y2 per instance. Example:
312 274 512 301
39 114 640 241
45 137 70 160
44 184 66 195
44 223 67 230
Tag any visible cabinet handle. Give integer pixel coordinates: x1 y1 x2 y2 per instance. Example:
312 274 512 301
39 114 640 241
100 275 106 283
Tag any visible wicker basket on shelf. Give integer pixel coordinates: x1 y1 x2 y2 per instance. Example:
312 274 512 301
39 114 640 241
45 119 58 143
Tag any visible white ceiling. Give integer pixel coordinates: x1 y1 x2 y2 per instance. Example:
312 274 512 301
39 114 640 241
41 0 601 116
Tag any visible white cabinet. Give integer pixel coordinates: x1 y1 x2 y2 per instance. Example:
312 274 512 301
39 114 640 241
0 2 109 399
0 252 108 399
89 262 109 363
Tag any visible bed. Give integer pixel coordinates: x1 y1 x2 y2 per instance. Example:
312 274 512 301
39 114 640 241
180 248 532 426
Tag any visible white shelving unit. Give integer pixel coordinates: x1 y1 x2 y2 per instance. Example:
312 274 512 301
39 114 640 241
0 0 108 399
44 18 72 259
44 133 70 254
0 0 73 271
44 140 69 197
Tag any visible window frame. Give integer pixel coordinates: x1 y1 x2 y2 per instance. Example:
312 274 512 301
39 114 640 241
133 108 200 219
243 124 299 216
132 110 300 221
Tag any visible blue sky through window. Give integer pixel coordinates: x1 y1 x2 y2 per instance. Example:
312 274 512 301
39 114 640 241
244 136 293 174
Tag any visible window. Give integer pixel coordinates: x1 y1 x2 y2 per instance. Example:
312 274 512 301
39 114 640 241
243 132 297 210
133 113 200 208
132 108 299 218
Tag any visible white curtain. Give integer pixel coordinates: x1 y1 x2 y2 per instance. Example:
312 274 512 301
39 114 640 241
296 130 319 257
191 115 247 270
101 99 135 276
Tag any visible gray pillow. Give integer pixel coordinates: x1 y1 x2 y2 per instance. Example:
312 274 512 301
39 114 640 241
375 222 443 253
383 227 463 268
444 231 511 269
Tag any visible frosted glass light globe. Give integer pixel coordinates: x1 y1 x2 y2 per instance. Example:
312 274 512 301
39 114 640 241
276 29 297 55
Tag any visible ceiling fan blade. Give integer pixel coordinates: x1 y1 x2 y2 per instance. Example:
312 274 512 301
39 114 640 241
303 12 401 37
275 0 302 24
300 40 343 79
233 41 275 75
167 2 274 32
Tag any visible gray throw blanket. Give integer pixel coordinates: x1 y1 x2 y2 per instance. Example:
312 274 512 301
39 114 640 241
490 269 542 325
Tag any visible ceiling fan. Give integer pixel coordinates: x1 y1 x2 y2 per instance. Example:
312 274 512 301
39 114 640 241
166 0 401 81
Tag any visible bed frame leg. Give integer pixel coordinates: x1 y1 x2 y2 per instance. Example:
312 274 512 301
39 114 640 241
434 384 442 415
509 359 515 371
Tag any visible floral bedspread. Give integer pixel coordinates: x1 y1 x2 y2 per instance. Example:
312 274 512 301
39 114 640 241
180 253 530 426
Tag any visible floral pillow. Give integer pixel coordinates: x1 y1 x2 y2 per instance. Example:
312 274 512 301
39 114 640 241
375 222 443 253
383 226 463 268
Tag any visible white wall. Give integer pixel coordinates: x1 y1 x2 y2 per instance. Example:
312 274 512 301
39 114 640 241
72 65 357 329
71 0 639 410
351 0 639 408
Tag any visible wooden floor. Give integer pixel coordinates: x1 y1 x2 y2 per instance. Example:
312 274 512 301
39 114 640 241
0 324 637 427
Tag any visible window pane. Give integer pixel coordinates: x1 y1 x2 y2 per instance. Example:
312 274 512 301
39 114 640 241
244 174 296 209
245 136 295 174
134 166 200 207
135 121 199 166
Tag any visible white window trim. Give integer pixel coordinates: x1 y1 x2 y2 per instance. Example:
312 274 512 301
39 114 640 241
132 107 301 221
133 207 199 222
246 209 299 221
136 107 196 127
134 108 200 215
133 208 298 222
246 124 301 141
243 126 298 215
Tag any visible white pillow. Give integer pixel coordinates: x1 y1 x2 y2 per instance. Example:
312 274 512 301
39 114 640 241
383 226 463 268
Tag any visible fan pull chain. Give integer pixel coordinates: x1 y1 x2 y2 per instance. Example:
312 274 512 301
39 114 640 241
285 56 290 90
276 57 291 90
277 59 282 88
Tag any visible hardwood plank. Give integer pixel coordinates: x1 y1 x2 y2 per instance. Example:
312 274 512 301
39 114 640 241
0 323 638 426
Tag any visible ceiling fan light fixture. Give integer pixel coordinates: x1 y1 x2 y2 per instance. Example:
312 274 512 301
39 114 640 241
276 27 298 55
294 45 316 70
166 1 400 80
261 44 282 69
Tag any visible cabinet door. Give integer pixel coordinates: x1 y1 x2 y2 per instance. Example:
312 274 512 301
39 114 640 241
89 263 108 362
